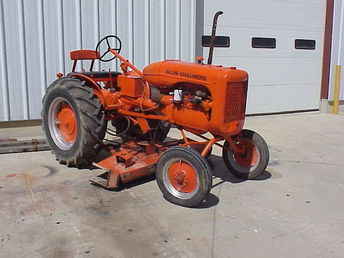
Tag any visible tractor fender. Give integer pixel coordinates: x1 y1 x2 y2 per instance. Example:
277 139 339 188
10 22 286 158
68 73 105 103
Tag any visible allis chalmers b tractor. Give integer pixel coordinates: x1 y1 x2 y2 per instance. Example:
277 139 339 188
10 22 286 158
42 12 269 207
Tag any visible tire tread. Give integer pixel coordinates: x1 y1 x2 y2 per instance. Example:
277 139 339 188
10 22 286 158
156 146 212 207
42 77 106 167
222 129 269 179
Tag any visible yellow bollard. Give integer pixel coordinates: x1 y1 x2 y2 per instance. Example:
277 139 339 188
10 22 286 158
332 65 342 114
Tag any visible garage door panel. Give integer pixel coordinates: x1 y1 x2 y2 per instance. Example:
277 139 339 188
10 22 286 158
204 27 323 57
203 0 325 113
204 28 323 66
209 49 322 63
204 1 324 31
247 85 320 114
215 56 322 85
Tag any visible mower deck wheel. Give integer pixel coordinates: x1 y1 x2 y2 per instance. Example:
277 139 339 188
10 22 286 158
156 146 212 207
222 129 269 179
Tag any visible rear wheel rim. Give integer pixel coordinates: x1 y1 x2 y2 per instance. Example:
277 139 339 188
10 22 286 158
48 97 77 150
163 158 199 199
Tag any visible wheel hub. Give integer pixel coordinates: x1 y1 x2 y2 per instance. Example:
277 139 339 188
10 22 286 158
48 97 78 150
56 104 77 143
168 161 198 193
234 139 259 167
175 171 186 185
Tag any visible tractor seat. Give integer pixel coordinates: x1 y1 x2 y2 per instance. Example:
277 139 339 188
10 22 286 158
70 50 100 60
69 50 121 78
81 71 122 78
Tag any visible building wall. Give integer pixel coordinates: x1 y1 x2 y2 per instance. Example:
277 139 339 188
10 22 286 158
0 0 196 122
329 0 344 101
202 0 327 114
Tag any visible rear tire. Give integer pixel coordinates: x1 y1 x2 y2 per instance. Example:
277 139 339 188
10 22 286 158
42 77 107 167
222 129 269 179
156 147 212 207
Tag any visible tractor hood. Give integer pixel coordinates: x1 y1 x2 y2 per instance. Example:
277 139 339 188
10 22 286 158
143 60 248 88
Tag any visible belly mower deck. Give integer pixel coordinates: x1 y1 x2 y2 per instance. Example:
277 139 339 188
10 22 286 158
90 130 222 190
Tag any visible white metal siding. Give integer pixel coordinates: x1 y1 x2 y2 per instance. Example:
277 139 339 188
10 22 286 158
0 0 196 122
203 0 326 114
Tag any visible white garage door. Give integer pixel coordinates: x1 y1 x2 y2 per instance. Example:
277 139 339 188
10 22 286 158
203 0 326 114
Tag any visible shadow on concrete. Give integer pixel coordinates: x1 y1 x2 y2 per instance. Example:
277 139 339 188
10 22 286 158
90 172 156 192
89 153 271 209
208 155 272 189
42 165 59 177
195 193 219 209
123 174 156 190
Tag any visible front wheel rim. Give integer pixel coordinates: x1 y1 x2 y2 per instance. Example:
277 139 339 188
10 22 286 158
48 97 78 150
162 158 200 199
225 138 261 173
233 139 260 168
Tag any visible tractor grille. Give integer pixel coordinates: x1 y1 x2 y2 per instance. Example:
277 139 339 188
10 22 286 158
224 82 247 122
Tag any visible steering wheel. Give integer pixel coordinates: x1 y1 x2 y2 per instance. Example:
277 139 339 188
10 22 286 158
95 35 122 62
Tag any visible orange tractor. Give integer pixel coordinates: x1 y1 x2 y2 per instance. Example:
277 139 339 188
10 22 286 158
42 12 269 207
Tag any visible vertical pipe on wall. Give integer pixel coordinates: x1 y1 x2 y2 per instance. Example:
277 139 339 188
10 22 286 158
0 0 10 120
18 0 29 119
332 0 344 114
332 65 341 113
38 0 47 95
144 0 150 65
57 0 65 74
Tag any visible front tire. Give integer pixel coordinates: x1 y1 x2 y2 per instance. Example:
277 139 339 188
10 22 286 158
42 78 107 167
156 147 212 207
222 129 269 179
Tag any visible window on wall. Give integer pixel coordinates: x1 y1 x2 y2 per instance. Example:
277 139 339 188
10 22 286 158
252 37 276 49
295 39 316 50
202 36 230 48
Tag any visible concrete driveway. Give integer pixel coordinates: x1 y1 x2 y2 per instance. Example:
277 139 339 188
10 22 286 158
0 112 343 258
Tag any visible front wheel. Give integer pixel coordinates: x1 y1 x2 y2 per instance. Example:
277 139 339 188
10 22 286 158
156 147 212 207
222 129 269 179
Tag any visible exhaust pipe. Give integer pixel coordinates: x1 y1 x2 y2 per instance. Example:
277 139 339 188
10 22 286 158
207 11 224 65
